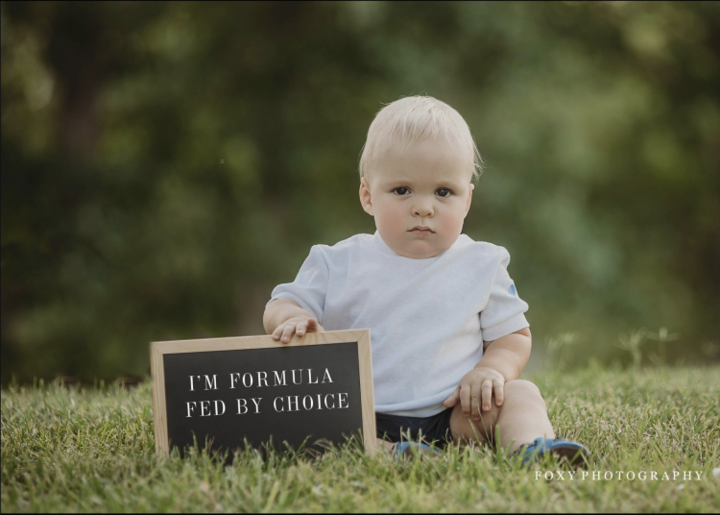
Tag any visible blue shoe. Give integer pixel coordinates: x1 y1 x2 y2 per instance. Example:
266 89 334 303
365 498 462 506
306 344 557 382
516 438 589 468
393 441 442 458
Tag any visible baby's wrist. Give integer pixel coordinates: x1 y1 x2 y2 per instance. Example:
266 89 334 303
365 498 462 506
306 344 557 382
472 363 509 381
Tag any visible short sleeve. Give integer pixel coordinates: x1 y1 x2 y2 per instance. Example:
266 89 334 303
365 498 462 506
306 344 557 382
267 245 329 323
479 250 530 341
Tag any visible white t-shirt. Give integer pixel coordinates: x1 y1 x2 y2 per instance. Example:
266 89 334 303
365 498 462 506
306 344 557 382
268 232 529 417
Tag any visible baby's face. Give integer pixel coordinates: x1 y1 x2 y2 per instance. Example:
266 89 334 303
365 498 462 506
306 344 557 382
359 137 474 259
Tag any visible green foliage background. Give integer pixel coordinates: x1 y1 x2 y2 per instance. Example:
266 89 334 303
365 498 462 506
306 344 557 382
2 1 719 382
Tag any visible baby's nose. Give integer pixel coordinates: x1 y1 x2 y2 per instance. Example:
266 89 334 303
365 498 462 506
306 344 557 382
412 202 434 217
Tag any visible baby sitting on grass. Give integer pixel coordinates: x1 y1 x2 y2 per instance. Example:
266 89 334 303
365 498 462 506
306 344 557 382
263 95 587 465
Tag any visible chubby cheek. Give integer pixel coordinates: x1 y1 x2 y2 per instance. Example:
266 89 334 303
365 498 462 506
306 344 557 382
374 202 407 238
438 208 467 241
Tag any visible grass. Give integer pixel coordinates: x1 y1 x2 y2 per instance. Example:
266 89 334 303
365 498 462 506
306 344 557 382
2 365 719 512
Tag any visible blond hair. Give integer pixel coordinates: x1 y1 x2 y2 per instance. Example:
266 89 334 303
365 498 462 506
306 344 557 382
359 96 483 182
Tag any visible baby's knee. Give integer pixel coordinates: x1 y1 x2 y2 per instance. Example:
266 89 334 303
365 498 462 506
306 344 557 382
505 379 546 408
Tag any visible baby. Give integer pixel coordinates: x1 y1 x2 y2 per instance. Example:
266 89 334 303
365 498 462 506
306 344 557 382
263 96 587 464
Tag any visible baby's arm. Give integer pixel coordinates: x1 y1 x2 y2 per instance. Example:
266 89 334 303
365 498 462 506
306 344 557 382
443 328 531 420
263 298 324 343
477 328 531 383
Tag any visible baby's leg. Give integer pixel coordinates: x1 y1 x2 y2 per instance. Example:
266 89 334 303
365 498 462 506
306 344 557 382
449 379 555 452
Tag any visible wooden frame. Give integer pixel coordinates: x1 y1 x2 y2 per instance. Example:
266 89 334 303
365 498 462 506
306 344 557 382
151 329 377 456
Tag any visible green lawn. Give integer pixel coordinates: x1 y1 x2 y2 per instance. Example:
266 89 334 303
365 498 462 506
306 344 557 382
2 365 719 512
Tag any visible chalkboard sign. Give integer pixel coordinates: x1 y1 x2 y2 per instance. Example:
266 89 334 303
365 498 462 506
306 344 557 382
151 329 377 457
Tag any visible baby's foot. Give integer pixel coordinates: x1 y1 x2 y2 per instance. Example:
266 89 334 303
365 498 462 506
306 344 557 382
393 441 442 459
515 438 589 468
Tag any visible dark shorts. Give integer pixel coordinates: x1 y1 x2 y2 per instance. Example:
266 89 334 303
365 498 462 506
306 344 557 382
376 408 454 448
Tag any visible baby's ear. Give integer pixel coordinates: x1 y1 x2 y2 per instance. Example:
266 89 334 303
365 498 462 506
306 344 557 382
359 177 374 216
465 183 474 215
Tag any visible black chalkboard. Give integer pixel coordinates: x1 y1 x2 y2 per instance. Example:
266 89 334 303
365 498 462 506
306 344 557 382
151 330 376 457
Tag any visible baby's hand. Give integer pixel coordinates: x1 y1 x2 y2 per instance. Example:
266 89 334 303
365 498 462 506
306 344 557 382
442 367 505 421
271 316 324 343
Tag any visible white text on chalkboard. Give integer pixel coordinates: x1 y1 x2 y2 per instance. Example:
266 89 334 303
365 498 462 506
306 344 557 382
188 368 334 391
185 393 350 417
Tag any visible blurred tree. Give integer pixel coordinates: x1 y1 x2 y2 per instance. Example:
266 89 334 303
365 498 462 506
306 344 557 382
1 1 718 383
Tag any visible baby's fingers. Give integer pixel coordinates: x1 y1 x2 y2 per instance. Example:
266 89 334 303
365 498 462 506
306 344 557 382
272 323 286 341
471 383 482 420
295 321 308 337
460 384 471 416
494 380 504 407
280 323 297 343
481 380 493 411
443 386 460 408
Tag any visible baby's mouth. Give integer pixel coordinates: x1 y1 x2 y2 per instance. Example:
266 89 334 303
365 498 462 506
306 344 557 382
409 226 435 234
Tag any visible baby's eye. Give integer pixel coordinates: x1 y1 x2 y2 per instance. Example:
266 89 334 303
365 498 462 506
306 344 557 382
393 187 410 196
435 188 452 198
